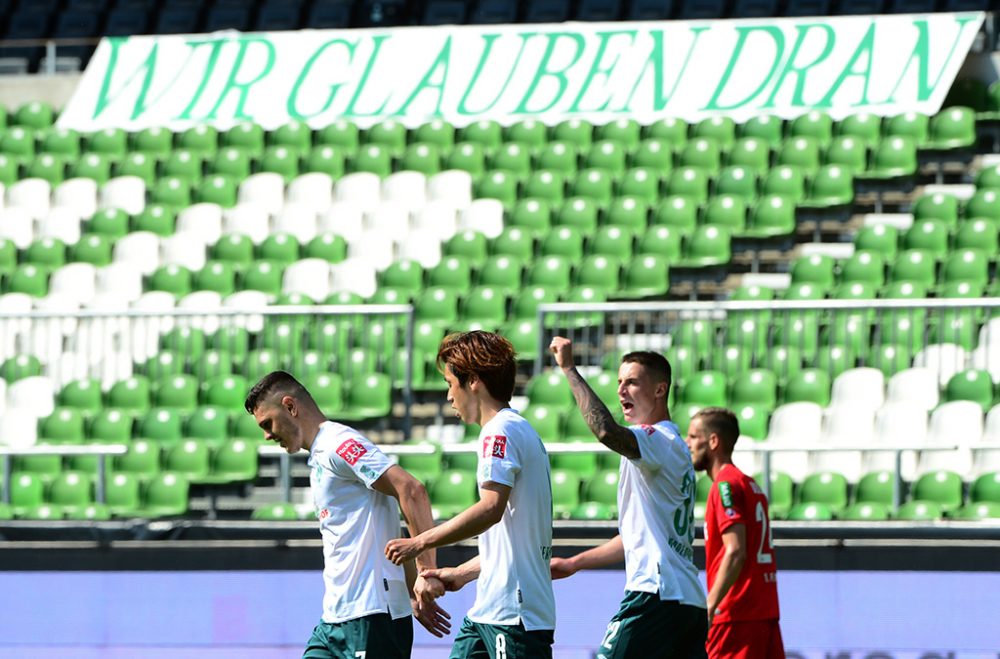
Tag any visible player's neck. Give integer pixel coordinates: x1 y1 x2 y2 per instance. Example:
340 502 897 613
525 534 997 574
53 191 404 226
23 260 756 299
299 411 328 451
708 457 734 482
476 396 507 427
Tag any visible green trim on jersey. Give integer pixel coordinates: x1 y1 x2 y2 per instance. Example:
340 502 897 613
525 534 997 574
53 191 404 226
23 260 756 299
449 616 554 659
303 613 412 659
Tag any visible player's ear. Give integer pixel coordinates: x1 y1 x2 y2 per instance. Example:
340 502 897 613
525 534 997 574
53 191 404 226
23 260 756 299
281 395 296 416
708 432 721 450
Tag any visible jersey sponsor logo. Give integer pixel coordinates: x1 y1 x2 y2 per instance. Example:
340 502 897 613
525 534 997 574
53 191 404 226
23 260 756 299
359 465 378 480
725 508 736 518
718 480 734 508
639 424 655 436
336 438 368 465
318 508 329 520
482 435 507 459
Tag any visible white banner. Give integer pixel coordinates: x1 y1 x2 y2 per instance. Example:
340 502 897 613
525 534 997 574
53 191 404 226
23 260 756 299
57 13 984 131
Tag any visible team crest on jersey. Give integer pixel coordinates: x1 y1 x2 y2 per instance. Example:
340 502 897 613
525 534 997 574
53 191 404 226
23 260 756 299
639 424 655 436
336 439 367 465
483 435 507 459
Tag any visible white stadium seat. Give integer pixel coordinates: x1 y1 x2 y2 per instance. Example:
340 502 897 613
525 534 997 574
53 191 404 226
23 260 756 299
0 206 34 249
282 258 332 302
53 178 98 221
6 375 56 419
7 178 52 220
459 198 504 239
319 201 365 243
176 203 224 246
919 400 983 476
272 203 319 244
223 204 270 244
334 172 381 212
913 343 968 387
113 231 161 275
382 171 427 211
160 231 207 271
287 172 334 215
49 262 97 306
885 367 940 412
428 170 472 210
238 172 286 216
830 367 885 413
99 176 145 215
37 206 82 244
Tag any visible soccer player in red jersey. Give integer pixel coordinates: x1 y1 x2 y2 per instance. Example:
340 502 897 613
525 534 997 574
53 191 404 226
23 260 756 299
685 407 785 659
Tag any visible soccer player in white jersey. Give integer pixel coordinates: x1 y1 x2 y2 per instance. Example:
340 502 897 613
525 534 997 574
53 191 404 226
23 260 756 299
244 371 451 659
384 330 556 659
548 337 708 658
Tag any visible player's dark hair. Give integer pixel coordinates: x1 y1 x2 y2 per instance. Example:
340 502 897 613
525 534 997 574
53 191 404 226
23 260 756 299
244 371 313 414
436 331 517 403
694 407 740 452
621 350 672 389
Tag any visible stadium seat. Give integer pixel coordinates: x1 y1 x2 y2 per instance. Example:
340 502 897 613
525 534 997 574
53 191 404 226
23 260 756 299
429 469 476 519
797 471 849 515
135 472 190 518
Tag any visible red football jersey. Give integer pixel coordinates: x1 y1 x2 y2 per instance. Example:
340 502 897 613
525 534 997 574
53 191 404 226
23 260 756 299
705 463 780 623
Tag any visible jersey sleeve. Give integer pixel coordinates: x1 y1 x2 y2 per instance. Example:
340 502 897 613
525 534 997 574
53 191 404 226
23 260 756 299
477 426 520 488
628 423 673 471
713 477 747 534
324 433 394 488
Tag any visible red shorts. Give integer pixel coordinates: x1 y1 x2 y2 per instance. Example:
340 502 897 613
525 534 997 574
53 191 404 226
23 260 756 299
707 619 784 659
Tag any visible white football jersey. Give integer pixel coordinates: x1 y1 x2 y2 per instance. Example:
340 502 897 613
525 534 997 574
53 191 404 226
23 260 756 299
308 421 412 623
467 408 556 631
616 420 706 608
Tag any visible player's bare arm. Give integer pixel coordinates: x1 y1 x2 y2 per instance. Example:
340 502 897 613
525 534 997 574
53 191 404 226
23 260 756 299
707 524 747 625
419 556 481 593
385 482 511 565
550 534 625 580
550 336 640 459
373 465 439 572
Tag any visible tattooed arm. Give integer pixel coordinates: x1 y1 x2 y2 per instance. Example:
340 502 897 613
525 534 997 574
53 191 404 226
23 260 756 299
550 336 640 459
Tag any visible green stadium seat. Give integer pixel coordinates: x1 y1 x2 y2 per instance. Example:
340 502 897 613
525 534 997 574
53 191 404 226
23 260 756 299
445 142 486 177
944 369 994 411
0 154 18 185
783 369 831 406
18 504 64 521
824 136 868 175
730 369 778 409
571 168 614 204
665 167 710 204
315 121 359 151
761 164 806 203
48 471 92 512
678 137 721 172
734 404 768 441
505 119 548 148
551 468 583 520
87 208 130 239
888 249 936 288
586 140 628 171
490 143 532 178
10 473 44 514
701 194 746 233
13 452 61 479
776 136 821 171
715 166 758 202
260 146 300 180
883 112 928 145
861 137 917 179
251 502 299 521
14 101 54 129
680 370 727 407
458 119 503 149
552 119 594 149
429 469 477 519
136 472 190 518
712 345 751 379
194 262 237 295
132 204 177 237
789 110 833 147
617 168 660 205
677 225 731 268
941 249 988 287
925 106 976 150
970 471 1000 504
911 470 963 513
340 372 392 420
855 224 898 260
114 152 157 185
855 470 894 505
177 125 219 155
902 219 948 256
786 502 834 521
86 128 128 159
150 176 192 210
303 146 345 177
222 121 265 153
523 170 565 204
637 225 681 260
186 406 230 443
65 504 112 521
803 165 853 208
526 256 572 289
835 112 881 147
744 194 795 237
352 145 392 177
953 219 998 253
896 500 943 521
86 408 134 444
0 127 34 161
630 139 673 173
840 250 886 287
950 502 1000 520
69 234 112 266
840 502 891 521
461 286 508 327
132 126 173 157
23 237 66 269
39 408 86 444
739 114 782 142
727 137 770 175
507 199 552 236
551 198 599 234
195 175 238 207
797 471 849 515
582 469 619 507
26 154 64 184
162 441 209 483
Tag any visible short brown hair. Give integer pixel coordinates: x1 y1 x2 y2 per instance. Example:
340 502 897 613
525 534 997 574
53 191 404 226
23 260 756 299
244 371 312 414
693 406 740 452
436 331 516 403
621 350 672 388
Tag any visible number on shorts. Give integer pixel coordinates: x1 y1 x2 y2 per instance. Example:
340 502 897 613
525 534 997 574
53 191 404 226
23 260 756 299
354 653 366 659
601 621 621 650
495 632 507 659
755 501 774 565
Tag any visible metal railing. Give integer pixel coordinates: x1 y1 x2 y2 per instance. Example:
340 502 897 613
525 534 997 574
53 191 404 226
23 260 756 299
0 444 126 504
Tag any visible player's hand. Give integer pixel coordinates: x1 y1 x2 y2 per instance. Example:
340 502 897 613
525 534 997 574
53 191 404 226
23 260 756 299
414 574 445 602
549 336 576 370
385 537 424 565
419 567 466 592
411 595 451 637
549 556 578 580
